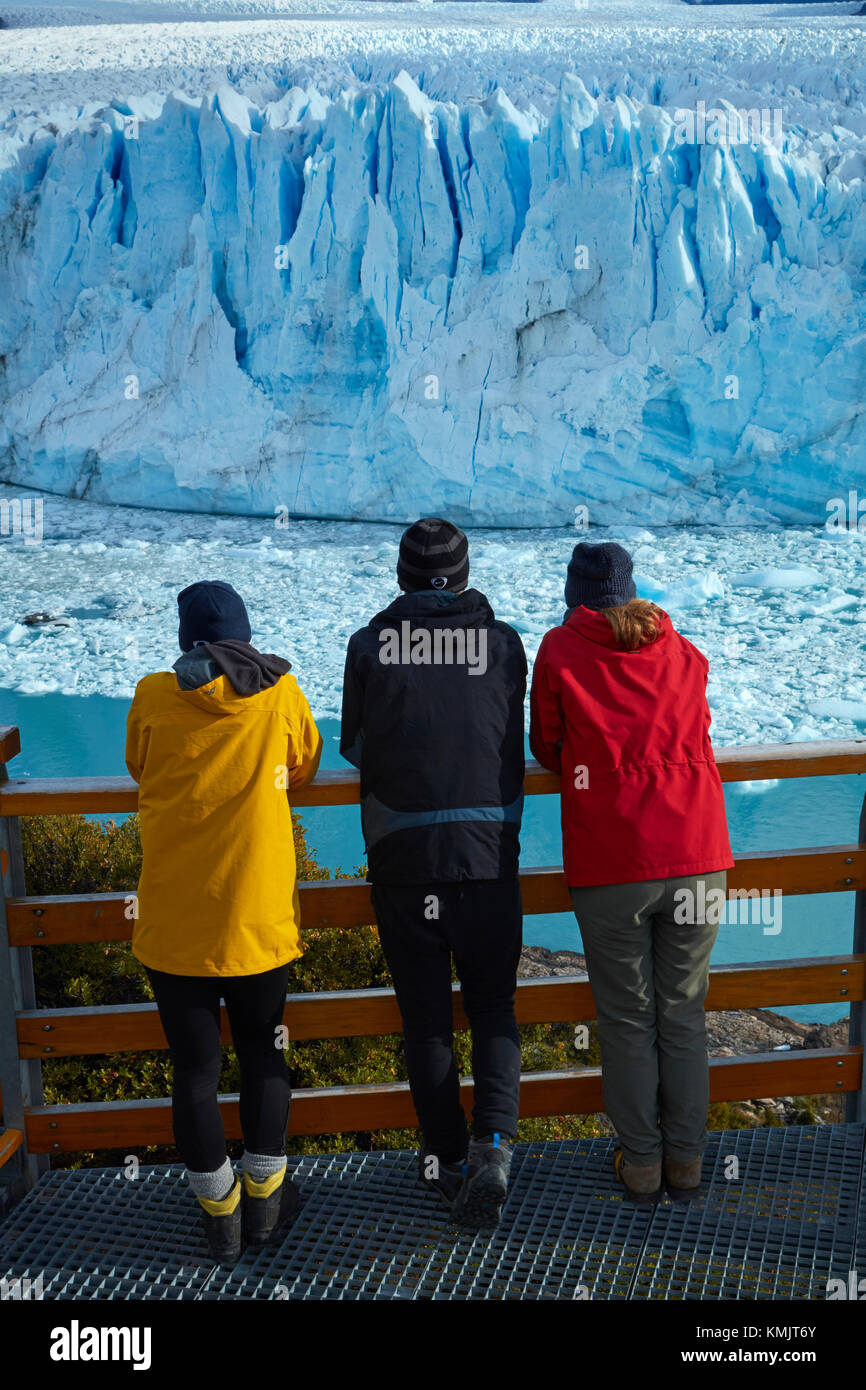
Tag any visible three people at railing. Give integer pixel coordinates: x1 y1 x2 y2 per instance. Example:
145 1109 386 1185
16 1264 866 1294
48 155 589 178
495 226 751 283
125 524 733 1264
530 542 734 1204
125 580 322 1265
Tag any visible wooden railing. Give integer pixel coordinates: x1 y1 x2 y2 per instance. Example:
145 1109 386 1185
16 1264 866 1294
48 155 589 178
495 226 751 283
1 724 865 1190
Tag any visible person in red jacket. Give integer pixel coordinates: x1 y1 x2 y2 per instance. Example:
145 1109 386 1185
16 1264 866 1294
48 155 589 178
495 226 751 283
530 541 734 1205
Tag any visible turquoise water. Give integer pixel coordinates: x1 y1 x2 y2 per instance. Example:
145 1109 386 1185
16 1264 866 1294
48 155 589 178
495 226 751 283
3 690 862 1024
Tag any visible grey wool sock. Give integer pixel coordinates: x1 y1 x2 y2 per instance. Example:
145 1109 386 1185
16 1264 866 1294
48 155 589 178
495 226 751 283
186 1157 235 1202
241 1151 288 1183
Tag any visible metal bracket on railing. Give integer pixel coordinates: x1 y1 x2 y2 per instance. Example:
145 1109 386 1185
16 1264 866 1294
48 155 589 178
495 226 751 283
0 730 49 1200
846 779 866 1124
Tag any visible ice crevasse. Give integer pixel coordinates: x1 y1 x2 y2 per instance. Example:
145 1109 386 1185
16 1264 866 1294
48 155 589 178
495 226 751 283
0 71 864 525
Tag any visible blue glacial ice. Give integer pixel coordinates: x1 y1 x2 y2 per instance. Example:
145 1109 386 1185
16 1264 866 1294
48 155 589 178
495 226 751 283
0 71 864 525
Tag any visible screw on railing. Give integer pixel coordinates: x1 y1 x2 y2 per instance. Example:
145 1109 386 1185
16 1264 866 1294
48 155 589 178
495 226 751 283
846 780 866 1124
0 727 49 1197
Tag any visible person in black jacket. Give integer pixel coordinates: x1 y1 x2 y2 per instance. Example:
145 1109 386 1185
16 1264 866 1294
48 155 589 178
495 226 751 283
341 518 527 1228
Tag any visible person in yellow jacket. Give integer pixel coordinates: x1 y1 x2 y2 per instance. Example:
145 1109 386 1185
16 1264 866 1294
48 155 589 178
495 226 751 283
125 579 322 1265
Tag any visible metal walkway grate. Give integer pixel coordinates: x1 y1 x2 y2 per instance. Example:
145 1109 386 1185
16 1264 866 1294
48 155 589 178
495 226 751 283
1 1127 863 1300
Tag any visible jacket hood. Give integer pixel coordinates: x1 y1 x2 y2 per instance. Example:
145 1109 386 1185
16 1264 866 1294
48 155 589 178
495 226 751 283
368 587 496 631
563 604 672 650
173 640 291 699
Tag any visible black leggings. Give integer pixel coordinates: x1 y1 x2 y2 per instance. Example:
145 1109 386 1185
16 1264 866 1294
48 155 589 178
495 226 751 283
372 880 522 1159
146 963 291 1173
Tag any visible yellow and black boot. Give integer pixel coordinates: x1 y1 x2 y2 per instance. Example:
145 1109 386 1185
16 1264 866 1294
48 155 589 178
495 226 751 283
198 1175 243 1265
242 1168 300 1249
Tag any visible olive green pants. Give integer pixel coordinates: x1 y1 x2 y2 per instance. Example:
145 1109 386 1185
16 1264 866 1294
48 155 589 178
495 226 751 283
570 871 726 1168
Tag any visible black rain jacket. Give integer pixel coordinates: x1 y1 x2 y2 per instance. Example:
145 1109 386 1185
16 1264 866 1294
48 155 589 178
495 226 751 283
340 588 527 884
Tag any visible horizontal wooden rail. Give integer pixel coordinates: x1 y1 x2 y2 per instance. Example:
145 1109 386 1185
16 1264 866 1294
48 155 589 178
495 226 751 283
0 776 139 816
3 739 866 818
14 956 866 1058
713 739 866 781
0 1128 23 1169
6 848 866 947
0 726 21 765
22 1047 863 1152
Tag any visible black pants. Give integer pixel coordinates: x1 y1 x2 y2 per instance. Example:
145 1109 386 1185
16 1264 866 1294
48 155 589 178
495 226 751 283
145 963 291 1173
372 880 522 1159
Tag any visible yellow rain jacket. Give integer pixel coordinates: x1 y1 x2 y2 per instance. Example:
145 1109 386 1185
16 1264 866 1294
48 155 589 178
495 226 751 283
125 666 322 976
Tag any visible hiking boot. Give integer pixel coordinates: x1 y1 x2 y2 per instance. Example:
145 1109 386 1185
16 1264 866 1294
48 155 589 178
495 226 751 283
614 1150 662 1205
664 1156 703 1202
460 1133 512 1229
418 1149 467 1213
199 1175 243 1265
242 1169 301 1249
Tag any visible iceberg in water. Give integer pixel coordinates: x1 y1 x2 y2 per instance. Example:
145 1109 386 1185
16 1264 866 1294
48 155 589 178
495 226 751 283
0 72 864 525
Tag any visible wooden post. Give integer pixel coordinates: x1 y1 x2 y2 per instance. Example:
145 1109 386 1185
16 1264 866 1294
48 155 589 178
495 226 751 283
0 727 48 1199
846 780 866 1124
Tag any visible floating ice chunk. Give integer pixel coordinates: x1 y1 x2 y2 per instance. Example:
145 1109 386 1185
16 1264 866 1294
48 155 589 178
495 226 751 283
632 546 666 565
807 699 866 724
616 528 657 544
728 568 823 591
786 723 823 743
637 571 724 609
17 677 62 694
798 589 860 616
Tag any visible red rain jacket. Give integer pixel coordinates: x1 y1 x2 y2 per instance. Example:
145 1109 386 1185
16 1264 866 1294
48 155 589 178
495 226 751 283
529 606 733 888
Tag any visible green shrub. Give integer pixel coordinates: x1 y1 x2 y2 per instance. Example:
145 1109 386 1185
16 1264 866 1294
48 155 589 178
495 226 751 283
790 1095 821 1126
706 1102 756 1132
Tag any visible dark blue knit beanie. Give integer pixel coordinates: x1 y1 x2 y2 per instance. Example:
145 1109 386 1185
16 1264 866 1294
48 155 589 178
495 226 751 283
177 580 252 652
565 542 637 612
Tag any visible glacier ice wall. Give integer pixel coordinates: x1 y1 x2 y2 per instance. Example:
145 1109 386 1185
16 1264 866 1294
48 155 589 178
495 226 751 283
1 72 864 525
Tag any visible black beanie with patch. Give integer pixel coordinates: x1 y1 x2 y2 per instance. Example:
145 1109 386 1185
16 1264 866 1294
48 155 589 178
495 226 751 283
397 518 470 592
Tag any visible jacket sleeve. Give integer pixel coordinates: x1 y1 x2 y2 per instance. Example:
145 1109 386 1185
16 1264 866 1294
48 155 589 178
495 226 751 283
339 635 365 771
288 685 323 790
124 683 150 784
529 636 564 773
515 630 528 701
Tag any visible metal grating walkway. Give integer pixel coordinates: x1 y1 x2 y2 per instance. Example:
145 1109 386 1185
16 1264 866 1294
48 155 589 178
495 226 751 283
1 1126 863 1300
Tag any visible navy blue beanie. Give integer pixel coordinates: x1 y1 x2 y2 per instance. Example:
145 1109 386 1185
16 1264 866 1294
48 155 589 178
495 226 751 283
177 581 252 653
565 542 637 612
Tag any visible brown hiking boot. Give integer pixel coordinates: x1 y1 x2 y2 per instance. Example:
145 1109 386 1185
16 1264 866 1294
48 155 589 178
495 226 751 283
664 1157 703 1202
614 1150 662 1205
